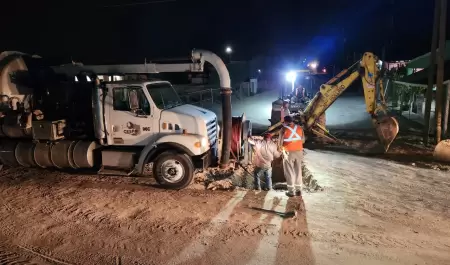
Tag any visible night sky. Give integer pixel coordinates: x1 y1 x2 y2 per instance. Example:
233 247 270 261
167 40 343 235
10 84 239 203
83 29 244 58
1 0 444 66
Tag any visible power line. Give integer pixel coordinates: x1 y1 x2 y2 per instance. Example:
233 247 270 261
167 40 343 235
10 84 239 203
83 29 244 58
103 0 177 8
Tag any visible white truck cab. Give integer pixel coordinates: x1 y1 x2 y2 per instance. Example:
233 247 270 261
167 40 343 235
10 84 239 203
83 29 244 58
96 80 219 189
8 48 231 189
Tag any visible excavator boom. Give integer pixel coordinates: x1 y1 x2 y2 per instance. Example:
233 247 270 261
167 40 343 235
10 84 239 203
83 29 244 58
268 52 399 152
303 70 360 129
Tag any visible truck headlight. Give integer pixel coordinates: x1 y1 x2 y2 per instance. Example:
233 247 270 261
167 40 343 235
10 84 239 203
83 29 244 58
201 137 209 147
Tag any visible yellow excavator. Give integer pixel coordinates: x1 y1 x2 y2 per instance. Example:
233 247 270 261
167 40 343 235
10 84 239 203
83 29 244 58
267 52 400 152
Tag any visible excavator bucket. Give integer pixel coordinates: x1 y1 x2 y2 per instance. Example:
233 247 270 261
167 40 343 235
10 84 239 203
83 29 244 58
434 139 450 163
373 116 399 152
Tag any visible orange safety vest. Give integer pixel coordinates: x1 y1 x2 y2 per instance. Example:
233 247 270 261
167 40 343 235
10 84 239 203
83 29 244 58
282 124 304 151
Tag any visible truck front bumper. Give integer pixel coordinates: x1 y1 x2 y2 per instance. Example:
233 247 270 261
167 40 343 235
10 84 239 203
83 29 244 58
196 140 218 169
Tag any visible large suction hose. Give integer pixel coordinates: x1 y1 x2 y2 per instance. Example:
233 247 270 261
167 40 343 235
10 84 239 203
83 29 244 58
192 50 232 168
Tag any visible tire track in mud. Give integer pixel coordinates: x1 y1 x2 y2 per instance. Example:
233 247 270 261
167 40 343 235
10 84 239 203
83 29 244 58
32 198 116 227
136 217 448 250
167 190 248 265
3 183 150 228
0 245 47 265
56 202 112 224
246 191 288 265
305 230 448 250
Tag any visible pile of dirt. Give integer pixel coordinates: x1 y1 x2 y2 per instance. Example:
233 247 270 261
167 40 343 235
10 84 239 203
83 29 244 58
196 134 324 191
193 164 255 190
192 161 323 192
308 129 450 171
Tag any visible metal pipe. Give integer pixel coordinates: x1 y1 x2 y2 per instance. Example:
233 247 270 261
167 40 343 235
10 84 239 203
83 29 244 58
192 49 232 168
191 50 231 88
220 90 232 168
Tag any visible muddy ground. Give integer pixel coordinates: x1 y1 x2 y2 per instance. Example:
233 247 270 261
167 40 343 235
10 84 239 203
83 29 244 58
1 96 449 264
0 143 449 265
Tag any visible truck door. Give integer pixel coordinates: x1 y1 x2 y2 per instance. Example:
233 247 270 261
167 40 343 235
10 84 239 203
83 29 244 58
106 85 155 146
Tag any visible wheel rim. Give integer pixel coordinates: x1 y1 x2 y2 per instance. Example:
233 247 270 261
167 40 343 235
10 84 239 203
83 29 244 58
160 159 185 183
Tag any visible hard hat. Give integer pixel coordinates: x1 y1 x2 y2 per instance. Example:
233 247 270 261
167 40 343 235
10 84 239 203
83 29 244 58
263 133 273 139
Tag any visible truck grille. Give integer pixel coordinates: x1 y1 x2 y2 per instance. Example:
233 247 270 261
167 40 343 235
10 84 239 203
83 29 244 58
206 118 217 145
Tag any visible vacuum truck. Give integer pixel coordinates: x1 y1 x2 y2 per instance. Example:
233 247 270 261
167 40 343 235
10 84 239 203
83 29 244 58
0 49 246 189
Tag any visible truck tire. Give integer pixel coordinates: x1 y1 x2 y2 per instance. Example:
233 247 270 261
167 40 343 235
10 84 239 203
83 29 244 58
153 151 194 189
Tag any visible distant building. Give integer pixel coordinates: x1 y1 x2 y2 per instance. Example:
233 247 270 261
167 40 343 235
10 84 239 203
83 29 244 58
393 40 450 131
383 61 408 70
404 40 450 77
401 40 450 85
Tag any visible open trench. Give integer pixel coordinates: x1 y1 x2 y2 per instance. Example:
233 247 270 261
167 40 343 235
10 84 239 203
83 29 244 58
199 132 323 191
197 153 322 192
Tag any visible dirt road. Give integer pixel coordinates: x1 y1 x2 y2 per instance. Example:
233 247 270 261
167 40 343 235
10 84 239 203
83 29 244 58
0 150 449 265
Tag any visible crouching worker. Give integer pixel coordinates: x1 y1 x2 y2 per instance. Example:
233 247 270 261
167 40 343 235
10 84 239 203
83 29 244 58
279 115 306 197
248 133 281 191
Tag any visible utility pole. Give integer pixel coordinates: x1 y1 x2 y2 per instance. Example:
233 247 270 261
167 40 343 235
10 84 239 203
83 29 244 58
435 0 447 143
444 81 450 137
423 0 440 145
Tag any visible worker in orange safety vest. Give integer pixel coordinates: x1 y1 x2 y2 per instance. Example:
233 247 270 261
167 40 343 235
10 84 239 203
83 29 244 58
280 100 293 123
278 115 306 197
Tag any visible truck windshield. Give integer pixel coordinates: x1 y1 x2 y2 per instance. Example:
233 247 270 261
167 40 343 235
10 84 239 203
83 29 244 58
146 82 183 109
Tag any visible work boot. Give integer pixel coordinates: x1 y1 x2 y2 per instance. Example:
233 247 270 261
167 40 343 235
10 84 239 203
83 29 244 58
285 191 295 197
295 190 302 196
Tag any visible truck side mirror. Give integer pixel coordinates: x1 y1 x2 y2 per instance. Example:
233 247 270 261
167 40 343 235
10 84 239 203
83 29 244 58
128 90 140 110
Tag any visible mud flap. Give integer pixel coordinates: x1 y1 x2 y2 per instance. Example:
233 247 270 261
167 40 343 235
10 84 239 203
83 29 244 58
434 139 450 163
373 116 399 152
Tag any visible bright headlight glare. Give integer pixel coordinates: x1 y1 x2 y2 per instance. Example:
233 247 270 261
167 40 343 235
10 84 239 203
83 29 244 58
286 71 297 82
201 137 209 147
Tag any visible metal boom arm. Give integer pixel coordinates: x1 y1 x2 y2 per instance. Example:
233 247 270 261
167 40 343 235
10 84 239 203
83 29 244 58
303 69 360 129
305 52 389 130
267 52 399 152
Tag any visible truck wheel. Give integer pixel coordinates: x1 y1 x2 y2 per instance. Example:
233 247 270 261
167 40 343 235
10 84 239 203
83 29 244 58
153 151 194 189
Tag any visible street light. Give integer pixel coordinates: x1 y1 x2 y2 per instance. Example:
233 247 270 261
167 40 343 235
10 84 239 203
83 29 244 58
225 46 232 62
308 61 318 69
285 71 297 95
